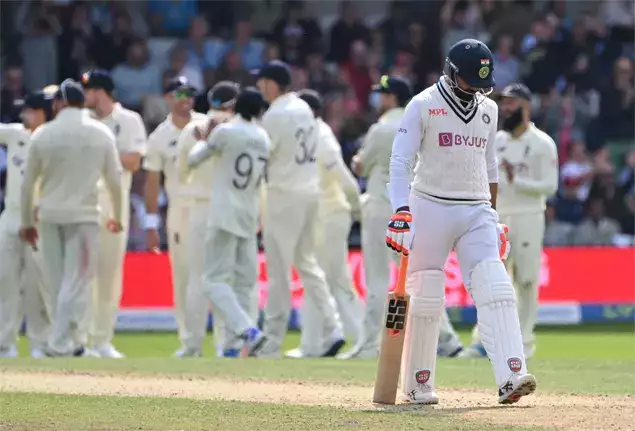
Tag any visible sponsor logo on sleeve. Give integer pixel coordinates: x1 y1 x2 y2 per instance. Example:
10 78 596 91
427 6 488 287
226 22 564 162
398 128 407 134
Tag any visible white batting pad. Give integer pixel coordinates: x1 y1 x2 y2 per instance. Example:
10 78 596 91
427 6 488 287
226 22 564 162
470 259 527 386
400 270 445 397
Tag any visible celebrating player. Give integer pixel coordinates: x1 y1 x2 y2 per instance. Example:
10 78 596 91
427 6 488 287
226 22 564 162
177 81 239 357
187 88 270 357
144 76 207 357
0 89 54 358
344 75 412 359
285 89 363 358
81 70 147 358
386 39 536 404
20 79 123 357
459 83 558 359
255 61 344 358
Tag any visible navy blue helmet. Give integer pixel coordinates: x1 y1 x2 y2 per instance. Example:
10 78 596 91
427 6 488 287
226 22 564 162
445 38 495 90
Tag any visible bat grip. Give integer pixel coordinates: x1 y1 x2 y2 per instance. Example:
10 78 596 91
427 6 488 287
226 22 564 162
394 255 409 296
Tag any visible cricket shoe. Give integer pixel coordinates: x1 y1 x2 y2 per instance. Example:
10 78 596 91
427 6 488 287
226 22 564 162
400 386 440 405
457 344 488 358
498 373 537 405
173 347 202 358
336 345 378 359
437 335 463 357
284 347 305 358
0 345 18 358
30 348 47 359
241 328 266 357
44 345 87 357
319 330 346 357
90 343 125 358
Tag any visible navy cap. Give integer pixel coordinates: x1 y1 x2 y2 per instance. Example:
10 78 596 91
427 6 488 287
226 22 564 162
16 90 54 111
81 69 115 93
207 81 240 109
164 76 196 94
55 79 85 103
500 83 532 101
372 75 412 104
297 89 323 114
254 60 292 89
235 87 267 119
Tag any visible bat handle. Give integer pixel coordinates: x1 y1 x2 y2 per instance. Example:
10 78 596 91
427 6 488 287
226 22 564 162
394 255 409 296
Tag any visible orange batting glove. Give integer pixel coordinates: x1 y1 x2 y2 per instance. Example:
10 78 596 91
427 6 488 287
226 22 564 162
386 208 413 256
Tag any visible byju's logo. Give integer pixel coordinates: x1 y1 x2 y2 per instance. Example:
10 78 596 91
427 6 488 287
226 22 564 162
438 132 453 147
438 133 487 148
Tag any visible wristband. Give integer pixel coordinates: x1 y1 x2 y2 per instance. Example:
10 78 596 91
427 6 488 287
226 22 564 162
144 213 161 231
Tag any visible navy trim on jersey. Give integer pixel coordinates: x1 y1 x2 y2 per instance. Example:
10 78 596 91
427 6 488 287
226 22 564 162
436 80 478 125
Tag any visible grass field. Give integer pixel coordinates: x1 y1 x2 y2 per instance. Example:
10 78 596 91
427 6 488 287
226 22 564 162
1 324 634 431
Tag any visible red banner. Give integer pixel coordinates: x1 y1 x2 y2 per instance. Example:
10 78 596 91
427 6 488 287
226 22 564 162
121 248 635 309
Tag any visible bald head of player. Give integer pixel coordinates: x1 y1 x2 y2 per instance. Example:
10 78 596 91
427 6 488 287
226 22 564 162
372 75 412 115
444 38 495 106
164 76 196 118
499 83 532 135
53 79 85 113
81 69 116 117
235 87 267 121
255 60 292 104
207 81 240 114
296 89 323 119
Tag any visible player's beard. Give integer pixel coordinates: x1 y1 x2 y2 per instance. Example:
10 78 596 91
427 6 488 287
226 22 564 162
502 107 523 132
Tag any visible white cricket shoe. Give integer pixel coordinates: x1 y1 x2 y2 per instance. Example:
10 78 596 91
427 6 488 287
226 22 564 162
173 347 202 358
284 347 305 359
498 373 537 405
458 344 488 358
30 348 47 358
336 345 378 359
0 345 18 358
400 385 440 405
91 343 125 359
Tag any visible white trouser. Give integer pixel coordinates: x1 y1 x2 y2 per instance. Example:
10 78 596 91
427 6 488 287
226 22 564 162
357 197 398 353
470 212 545 355
262 189 342 356
299 209 362 356
201 227 259 351
0 209 50 350
39 221 100 355
401 194 526 395
90 195 129 347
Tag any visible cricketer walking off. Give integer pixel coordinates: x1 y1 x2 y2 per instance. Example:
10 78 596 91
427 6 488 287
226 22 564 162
386 39 536 405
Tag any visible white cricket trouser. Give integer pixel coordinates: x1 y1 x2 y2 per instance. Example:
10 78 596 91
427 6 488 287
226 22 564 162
357 197 398 353
201 227 259 352
470 212 545 355
39 221 99 355
299 209 362 355
0 209 50 351
401 194 526 395
90 195 129 346
262 189 343 356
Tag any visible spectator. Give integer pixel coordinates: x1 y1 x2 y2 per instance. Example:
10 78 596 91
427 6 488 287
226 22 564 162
408 22 438 93
603 0 635 57
560 141 594 201
572 198 621 246
441 0 478 56
0 65 27 123
543 199 574 246
168 42 204 92
111 39 162 111
520 14 563 95
92 10 135 71
493 35 520 90
328 1 370 64
263 42 282 63
271 1 322 66
340 39 373 111
226 20 265 71
19 14 60 91
589 167 632 233
214 50 251 87
58 2 98 80
598 57 635 149
186 16 226 71
554 186 585 225
306 49 334 95
376 1 411 61
148 0 198 37
193 67 217 113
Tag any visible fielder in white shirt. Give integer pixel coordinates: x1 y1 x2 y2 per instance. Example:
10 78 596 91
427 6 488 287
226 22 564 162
0 90 54 358
459 83 558 359
81 70 147 358
187 88 270 357
20 79 124 357
346 75 412 359
255 61 344 358
386 40 536 405
177 81 239 356
143 76 208 357
285 89 363 358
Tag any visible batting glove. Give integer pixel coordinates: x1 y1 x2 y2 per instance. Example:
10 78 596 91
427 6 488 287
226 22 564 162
497 223 511 263
386 210 413 256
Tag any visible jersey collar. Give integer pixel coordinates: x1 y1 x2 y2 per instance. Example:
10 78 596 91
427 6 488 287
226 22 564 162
436 77 478 125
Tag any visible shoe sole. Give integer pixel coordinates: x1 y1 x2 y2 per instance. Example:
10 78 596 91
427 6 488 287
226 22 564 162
321 339 346 357
400 395 440 405
499 377 537 405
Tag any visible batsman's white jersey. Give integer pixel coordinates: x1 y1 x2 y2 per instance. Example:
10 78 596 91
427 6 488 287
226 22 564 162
178 109 235 355
355 107 406 357
188 116 270 351
469 124 558 357
91 103 146 349
260 93 343 357
144 111 207 352
0 124 49 356
389 77 529 401
21 107 123 355
298 118 362 356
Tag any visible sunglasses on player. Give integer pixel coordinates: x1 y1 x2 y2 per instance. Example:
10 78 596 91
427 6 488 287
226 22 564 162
172 88 196 100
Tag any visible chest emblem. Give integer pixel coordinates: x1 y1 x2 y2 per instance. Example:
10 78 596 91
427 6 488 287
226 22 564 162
482 113 490 124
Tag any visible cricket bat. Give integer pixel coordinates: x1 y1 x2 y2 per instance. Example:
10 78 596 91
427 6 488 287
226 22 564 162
372 254 410 404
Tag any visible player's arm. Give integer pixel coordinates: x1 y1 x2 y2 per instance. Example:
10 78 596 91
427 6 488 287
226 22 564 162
142 131 164 244
512 138 559 197
486 113 500 210
102 131 124 226
353 125 380 177
187 126 228 168
177 124 196 179
120 113 147 172
260 110 280 155
20 131 43 227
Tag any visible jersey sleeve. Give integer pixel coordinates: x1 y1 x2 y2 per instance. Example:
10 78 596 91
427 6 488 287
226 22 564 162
187 125 229 169
388 97 427 212
101 130 124 223
357 124 381 177
485 108 499 183
513 135 559 196
20 129 43 226
121 112 148 155
143 129 164 172
261 110 280 154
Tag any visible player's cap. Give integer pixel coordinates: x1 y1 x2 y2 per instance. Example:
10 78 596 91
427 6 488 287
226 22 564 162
297 89 323 114
500 83 532 101
235 87 267 119
17 89 55 111
254 60 292 89
164 76 196 94
55 79 85 103
207 81 240 109
81 69 115 93
446 38 495 89
372 75 412 104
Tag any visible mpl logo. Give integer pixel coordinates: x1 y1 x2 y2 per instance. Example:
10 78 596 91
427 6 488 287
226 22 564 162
438 133 488 148
429 108 448 116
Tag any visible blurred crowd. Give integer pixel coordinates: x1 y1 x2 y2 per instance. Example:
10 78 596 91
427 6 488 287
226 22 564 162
0 0 633 247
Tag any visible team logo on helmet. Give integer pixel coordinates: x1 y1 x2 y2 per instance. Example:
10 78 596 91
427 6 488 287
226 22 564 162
479 66 490 79
415 370 431 384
